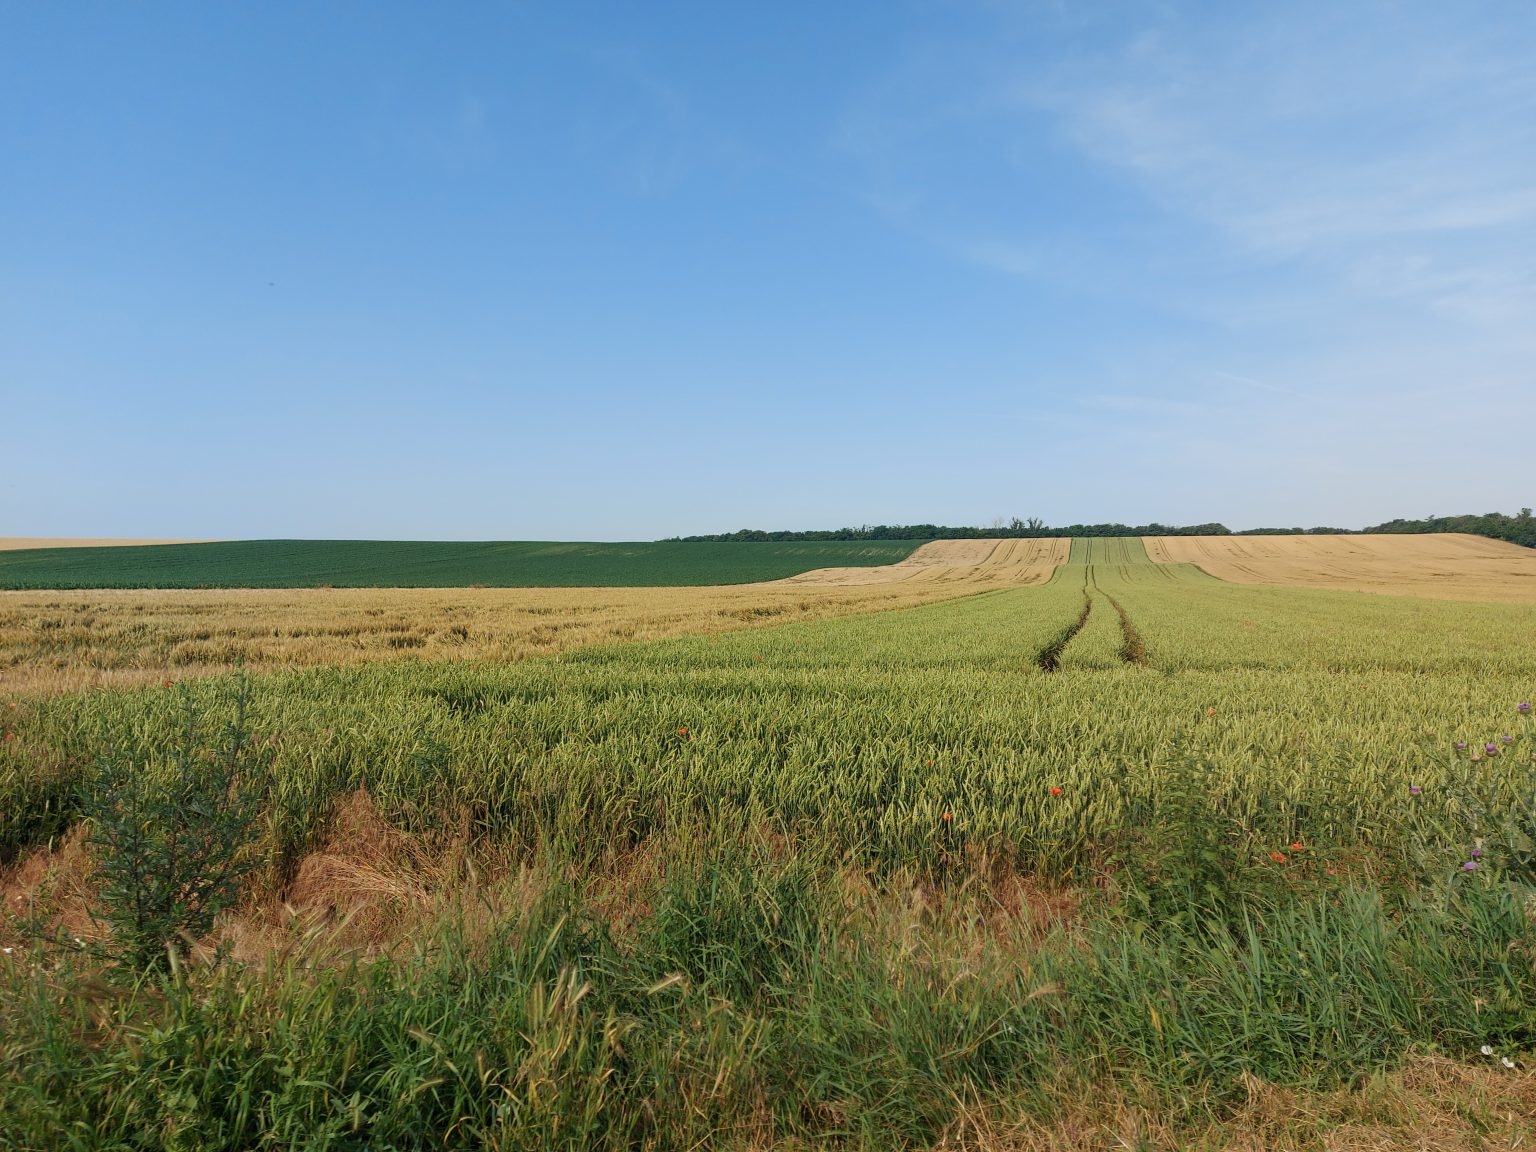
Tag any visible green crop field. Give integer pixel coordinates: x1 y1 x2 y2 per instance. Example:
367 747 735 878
0 538 923 589
4 540 1536 1147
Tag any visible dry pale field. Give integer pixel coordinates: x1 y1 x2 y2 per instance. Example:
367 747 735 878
1145 532 1536 603
775 537 1070 586
0 579 994 696
0 537 212 550
0 538 1075 695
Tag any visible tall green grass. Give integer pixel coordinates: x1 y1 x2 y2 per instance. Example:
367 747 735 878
5 855 1534 1149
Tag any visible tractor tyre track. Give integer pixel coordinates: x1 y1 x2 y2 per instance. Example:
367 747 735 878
1036 592 1093 672
1102 591 1148 666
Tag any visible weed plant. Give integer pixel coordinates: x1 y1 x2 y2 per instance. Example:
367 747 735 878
76 676 267 969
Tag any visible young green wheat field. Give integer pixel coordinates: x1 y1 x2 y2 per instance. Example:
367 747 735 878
3 537 1535 1149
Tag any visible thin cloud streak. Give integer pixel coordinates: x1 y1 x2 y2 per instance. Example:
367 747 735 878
1210 371 1315 402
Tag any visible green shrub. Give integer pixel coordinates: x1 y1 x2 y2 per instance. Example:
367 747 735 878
77 676 267 970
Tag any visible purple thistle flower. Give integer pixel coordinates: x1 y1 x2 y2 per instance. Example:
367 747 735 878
1486 743 1500 754
1473 847 1482 860
1456 742 1467 750
1463 860 1480 871
1410 785 1422 795
1504 735 1515 744
1518 702 1532 714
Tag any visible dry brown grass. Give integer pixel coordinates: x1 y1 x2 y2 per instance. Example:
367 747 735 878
0 825 101 951
0 579 991 697
1145 533 1536 603
929 1054 1536 1150
6 813 1532 1150
0 538 212 550
779 537 1070 587
1 818 1085 973
0 787 546 966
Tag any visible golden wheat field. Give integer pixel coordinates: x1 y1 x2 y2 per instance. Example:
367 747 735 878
0 537 211 551
0 539 1080 695
0 578 1004 696
12 534 1536 696
1143 532 1536 603
774 536 1070 585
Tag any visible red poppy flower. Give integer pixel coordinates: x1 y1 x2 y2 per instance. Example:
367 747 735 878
1206 707 1217 715
941 812 953 822
1270 851 1286 863
1050 787 1063 795
163 680 174 688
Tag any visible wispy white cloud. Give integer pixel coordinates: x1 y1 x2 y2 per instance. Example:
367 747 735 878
1209 371 1315 402
572 44 759 196
960 239 1037 276
1012 5 1536 318
838 3 1536 323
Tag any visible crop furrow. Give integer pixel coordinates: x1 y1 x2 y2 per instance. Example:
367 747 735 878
1035 593 1093 672
1103 591 1148 666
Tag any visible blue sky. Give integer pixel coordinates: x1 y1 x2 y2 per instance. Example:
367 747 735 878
3 1 1533 539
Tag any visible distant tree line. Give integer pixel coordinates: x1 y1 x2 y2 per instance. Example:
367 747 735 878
667 509 1535 549
1358 509 1535 549
668 518 1231 542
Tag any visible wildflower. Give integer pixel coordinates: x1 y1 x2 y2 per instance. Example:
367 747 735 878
1519 703 1532 714
1326 868 1337 875
1456 742 1467 750
5 702 14 709
1270 851 1286 863
1206 707 1217 715
1 732 11 742
163 680 173 688
1504 1057 1517 1069
941 811 953 822
1290 842 1304 851
1049 787 1062 795
1486 743 1499 755
1410 785 1422 795
1503 735 1515 744
677 727 688 737
1462 860 1479 871
1473 846 1482 859
1482 1044 1495 1056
